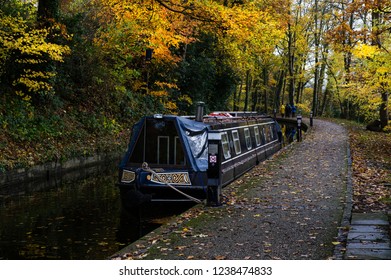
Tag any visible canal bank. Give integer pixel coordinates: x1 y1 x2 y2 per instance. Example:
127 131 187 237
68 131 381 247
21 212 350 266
0 151 123 190
111 119 354 260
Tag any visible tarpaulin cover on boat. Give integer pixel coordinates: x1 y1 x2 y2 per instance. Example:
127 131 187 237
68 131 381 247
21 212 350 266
120 116 210 172
175 116 210 171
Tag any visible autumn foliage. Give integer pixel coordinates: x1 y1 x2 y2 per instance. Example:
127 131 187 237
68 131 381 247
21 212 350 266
0 0 390 170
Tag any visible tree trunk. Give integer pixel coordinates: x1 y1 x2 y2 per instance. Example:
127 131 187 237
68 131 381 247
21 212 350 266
312 0 319 116
233 82 242 111
320 87 329 116
251 79 259 112
287 21 295 107
372 7 387 128
38 0 59 21
243 70 251 111
275 69 285 109
380 91 389 128
263 67 268 113
252 88 260 112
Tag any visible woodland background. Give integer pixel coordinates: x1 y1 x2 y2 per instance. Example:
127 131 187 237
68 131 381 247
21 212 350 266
0 0 390 170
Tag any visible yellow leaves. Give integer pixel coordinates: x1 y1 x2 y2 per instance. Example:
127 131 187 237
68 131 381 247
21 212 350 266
352 43 379 59
155 81 179 90
15 76 52 92
376 66 389 76
150 90 168 98
178 94 193 106
12 69 55 96
216 3 283 52
1 16 70 63
164 101 178 114
15 90 32 102
348 40 391 119
94 0 193 64
1 13 71 99
94 0 283 67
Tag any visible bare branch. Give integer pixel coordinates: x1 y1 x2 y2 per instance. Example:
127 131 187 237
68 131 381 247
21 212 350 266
154 0 216 23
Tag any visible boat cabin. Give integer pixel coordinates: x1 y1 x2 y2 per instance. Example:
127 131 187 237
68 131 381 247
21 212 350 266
117 112 282 206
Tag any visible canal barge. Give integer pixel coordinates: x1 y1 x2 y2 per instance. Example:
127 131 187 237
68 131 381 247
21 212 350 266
117 108 282 206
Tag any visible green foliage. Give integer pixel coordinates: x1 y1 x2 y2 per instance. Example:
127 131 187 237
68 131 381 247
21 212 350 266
176 35 239 112
0 96 64 142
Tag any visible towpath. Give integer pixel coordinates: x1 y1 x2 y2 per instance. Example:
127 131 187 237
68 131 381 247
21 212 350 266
113 120 352 260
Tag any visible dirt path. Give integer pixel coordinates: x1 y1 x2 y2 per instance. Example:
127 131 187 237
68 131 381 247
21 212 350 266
114 119 349 260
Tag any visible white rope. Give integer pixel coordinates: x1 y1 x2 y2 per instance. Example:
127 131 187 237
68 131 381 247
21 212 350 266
141 162 203 204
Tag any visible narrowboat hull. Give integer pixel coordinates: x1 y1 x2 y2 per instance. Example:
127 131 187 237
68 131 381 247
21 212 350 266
117 113 282 206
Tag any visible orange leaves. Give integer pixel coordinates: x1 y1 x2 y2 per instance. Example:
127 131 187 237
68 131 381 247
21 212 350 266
349 128 391 212
93 0 197 63
93 0 284 66
89 0 287 115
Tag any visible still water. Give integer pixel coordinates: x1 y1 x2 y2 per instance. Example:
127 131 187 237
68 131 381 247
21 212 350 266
0 121 300 260
0 163 191 260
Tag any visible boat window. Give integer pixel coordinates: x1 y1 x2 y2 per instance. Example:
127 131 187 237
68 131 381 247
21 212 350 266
244 128 252 150
232 130 241 155
270 124 277 140
128 118 189 167
268 124 275 141
158 136 169 164
221 132 231 159
260 126 266 144
264 125 271 142
175 136 186 165
254 126 261 146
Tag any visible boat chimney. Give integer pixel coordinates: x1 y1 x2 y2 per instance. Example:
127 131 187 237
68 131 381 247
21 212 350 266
195 101 205 122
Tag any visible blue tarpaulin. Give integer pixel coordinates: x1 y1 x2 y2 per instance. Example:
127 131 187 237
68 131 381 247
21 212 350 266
120 116 210 172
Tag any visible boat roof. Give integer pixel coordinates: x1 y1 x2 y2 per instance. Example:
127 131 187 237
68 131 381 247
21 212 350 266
123 114 276 172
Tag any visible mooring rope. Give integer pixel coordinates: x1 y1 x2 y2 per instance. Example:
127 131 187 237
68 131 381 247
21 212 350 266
141 162 203 204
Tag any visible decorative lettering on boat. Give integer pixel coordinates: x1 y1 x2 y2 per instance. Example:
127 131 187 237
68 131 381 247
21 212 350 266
150 172 191 185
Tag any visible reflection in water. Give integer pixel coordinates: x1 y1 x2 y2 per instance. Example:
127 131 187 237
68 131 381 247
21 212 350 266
0 164 191 260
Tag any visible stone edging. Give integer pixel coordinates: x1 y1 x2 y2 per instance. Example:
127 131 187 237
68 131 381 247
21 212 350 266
333 138 353 259
0 151 123 189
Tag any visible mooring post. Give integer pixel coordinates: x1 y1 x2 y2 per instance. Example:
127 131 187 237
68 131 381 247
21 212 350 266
310 111 313 127
297 114 302 142
207 185 222 207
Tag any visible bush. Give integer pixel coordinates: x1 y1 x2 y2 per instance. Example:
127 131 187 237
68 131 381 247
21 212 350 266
383 124 391 134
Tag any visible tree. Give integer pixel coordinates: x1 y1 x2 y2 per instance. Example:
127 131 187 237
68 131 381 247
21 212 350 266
90 0 285 114
327 0 390 127
0 4 70 103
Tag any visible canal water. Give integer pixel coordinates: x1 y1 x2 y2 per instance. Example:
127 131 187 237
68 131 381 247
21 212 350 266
0 120 301 260
0 163 192 260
